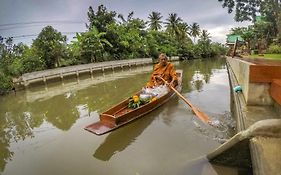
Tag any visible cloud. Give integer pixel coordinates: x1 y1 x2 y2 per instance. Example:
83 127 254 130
0 0 252 44
208 26 231 44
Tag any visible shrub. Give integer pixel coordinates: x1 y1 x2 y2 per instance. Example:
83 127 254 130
177 43 194 60
0 70 12 94
267 44 281 54
210 43 227 56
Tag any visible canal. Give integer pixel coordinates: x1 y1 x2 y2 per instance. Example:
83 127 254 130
0 58 250 175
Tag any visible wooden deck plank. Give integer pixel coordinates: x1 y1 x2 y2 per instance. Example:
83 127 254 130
249 65 281 83
270 79 281 105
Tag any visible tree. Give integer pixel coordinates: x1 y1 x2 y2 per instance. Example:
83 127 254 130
165 13 183 37
230 27 247 35
254 18 276 44
200 30 211 43
74 27 112 63
118 11 134 24
32 26 67 68
197 30 212 58
146 31 177 58
0 37 14 74
230 27 255 54
18 48 46 73
177 22 190 41
189 22 201 43
241 27 255 54
0 38 31 76
218 0 281 40
87 5 116 32
148 11 163 31
0 70 12 94
218 0 279 21
278 16 281 41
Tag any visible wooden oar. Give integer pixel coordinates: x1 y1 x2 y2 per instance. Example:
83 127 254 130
158 77 211 124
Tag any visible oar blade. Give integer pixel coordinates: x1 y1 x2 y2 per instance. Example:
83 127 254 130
192 107 210 123
158 76 211 124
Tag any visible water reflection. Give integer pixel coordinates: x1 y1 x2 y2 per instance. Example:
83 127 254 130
0 57 233 174
178 58 226 93
159 97 180 126
93 108 162 161
25 66 153 103
0 68 153 171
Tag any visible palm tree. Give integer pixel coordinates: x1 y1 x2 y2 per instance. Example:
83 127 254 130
241 28 254 54
165 13 183 37
198 30 212 57
177 22 190 41
148 11 163 31
200 30 211 43
190 22 201 43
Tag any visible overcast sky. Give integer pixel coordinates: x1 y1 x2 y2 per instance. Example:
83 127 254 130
0 0 251 45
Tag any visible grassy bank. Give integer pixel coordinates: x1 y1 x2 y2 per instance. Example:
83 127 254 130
244 54 281 60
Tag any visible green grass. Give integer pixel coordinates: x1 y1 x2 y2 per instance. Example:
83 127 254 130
245 54 281 60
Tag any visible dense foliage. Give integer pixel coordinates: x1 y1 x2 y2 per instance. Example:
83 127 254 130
267 44 281 54
0 5 227 93
220 0 281 55
218 0 281 43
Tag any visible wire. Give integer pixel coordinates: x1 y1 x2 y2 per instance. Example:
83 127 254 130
2 32 80 40
0 23 87 31
0 20 87 27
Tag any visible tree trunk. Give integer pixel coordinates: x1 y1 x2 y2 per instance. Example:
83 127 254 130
247 39 251 55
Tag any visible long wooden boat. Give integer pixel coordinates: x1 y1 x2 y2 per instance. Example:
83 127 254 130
85 70 183 135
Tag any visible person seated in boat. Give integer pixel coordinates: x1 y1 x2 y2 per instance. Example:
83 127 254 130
146 53 178 88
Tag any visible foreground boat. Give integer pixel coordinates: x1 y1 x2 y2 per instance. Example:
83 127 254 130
85 70 183 135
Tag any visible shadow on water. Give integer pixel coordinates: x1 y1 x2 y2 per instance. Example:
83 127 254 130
176 156 252 175
93 107 162 161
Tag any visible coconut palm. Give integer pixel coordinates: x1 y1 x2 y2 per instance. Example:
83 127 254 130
200 30 211 43
165 13 183 37
177 22 190 41
190 22 201 43
241 28 254 54
148 11 163 31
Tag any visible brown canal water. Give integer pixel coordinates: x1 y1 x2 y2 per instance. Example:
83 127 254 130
0 58 251 175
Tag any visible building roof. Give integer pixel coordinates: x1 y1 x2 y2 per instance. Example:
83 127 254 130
255 16 265 23
226 34 244 44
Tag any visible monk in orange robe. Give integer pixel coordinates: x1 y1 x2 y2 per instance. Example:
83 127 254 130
146 53 178 88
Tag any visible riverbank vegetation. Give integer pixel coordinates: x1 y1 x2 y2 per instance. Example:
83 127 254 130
0 5 227 94
246 54 281 60
218 0 281 56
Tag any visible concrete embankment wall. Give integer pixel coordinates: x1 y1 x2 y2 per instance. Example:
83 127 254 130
14 57 180 88
225 57 281 175
227 58 273 106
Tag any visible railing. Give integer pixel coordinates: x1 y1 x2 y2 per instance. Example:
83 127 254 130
17 58 153 86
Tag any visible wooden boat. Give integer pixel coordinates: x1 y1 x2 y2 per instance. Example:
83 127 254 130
85 70 183 135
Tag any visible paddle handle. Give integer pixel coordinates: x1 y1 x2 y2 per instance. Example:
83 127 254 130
158 76 211 123
158 77 193 108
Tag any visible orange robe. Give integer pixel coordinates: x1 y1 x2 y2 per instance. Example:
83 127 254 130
146 62 178 87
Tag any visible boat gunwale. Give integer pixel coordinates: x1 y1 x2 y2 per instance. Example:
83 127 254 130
101 70 183 118
85 70 183 135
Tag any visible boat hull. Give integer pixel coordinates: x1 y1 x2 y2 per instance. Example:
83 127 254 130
85 70 182 135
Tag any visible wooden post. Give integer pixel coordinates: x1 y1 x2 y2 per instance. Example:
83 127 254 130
76 71 80 83
90 68 93 79
232 37 238 58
